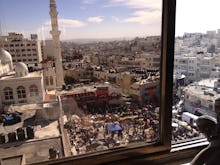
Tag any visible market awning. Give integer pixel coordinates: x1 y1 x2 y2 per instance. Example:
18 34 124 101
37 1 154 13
4 116 14 121
107 124 122 132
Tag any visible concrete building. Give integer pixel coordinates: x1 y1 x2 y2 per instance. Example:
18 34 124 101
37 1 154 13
0 33 42 71
206 30 216 39
130 77 160 105
184 79 220 117
174 54 220 83
59 84 109 111
140 53 160 70
0 49 44 110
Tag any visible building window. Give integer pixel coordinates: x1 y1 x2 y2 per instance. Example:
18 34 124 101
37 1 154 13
45 77 49 86
50 76 54 85
17 86 26 99
29 85 38 96
4 87 13 100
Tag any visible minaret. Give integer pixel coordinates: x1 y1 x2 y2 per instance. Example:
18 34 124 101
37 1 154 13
49 0 64 87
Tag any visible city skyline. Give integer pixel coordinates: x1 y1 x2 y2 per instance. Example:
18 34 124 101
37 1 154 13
1 0 220 40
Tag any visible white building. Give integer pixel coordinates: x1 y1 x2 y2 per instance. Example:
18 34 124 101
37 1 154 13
140 53 160 70
174 54 220 83
0 49 44 110
184 79 220 117
130 77 160 105
0 33 42 71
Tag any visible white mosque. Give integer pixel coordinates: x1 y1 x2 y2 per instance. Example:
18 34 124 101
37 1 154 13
0 49 44 111
0 0 64 111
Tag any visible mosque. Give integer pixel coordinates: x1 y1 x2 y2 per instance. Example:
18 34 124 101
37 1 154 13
0 49 44 111
0 0 64 111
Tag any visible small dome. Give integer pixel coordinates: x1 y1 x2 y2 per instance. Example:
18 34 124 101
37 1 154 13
15 62 28 77
0 49 12 64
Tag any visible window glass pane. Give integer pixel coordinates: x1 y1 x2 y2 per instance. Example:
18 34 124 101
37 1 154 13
0 0 163 163
173 0 220 143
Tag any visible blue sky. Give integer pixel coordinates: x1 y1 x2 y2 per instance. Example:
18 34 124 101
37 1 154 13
0 0 162 40
1 0 220 40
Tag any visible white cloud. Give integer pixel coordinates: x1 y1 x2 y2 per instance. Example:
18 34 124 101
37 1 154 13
123 10 161 25
45 18 87 28
59 19 87 28
80 6 87 10
107 0 162 25
87 17 104 23
107 0 161 10
111 16 121 23
8 18 87 41
83 0 97 4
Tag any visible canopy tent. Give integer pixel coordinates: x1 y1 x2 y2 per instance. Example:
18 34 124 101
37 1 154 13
107 124 122 132
4 116 14 121
172 122 178 128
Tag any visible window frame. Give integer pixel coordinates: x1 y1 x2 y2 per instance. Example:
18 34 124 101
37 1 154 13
17 86 26 99
29 85 38 97
4 87 14 100
32 0 177 164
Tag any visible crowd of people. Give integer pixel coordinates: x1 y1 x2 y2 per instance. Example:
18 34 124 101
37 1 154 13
64 104 160 155
63 92 204 155
172 119 201 142
172 94 202 142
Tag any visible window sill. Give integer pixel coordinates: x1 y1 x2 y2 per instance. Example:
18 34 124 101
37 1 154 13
31 139 208 165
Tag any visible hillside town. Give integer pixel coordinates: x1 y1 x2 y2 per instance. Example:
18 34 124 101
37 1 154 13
0 0 219 164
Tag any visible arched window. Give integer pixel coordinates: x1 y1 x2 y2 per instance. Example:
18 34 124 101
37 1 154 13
4 87 13 100
50 76 53 85
29 85 38 96
17 86 26 99
45 77 49 86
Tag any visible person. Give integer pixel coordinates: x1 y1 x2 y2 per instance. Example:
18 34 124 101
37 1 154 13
191 115 220 164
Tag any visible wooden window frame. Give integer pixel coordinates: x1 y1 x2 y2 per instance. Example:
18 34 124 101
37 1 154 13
32 0 177 164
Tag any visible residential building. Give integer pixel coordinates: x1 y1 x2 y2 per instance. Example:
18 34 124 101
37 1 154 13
184 78 220 117
0 33 42 71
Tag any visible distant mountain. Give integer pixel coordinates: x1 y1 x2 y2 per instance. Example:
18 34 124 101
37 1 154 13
61 37 134 44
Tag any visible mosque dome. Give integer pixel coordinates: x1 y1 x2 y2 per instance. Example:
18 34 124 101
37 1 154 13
15 62 29 77
0 49 12 64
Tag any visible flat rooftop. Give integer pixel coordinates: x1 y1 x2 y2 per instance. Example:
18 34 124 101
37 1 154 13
0 71 42 81
184 79 220 100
